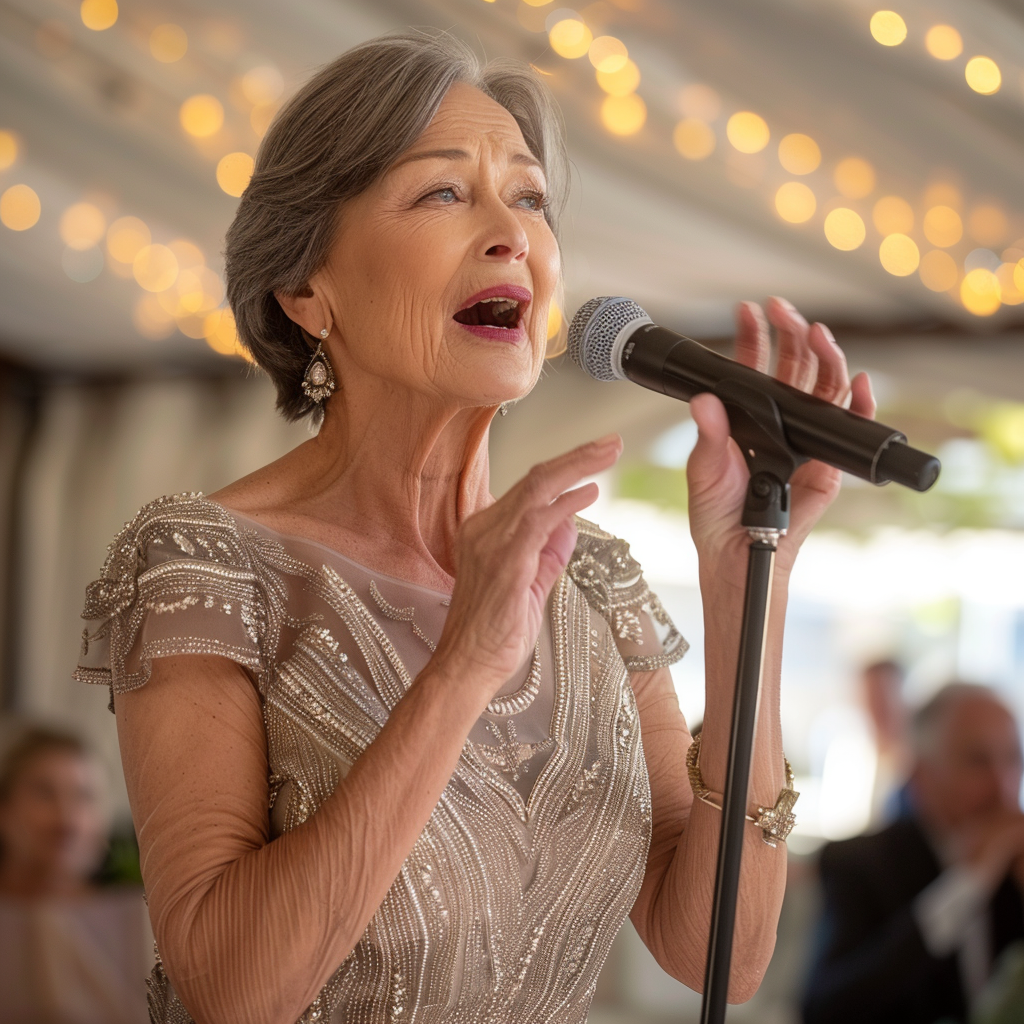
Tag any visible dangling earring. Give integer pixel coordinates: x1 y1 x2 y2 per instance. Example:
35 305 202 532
302 327 337 404
498 402 510 417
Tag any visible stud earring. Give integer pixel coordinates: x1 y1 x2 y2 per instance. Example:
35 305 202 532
498 402 510 417
302 334 336 404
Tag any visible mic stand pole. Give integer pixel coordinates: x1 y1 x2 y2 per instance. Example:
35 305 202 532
698 383 804 1024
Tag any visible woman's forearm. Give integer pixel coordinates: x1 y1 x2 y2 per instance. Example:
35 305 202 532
640 563 790 1002
133 656 488 1024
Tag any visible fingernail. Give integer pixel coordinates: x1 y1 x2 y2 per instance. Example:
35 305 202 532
816 322 838 346
593 433 619 447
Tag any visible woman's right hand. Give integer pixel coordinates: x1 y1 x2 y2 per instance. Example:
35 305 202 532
432 434 623 699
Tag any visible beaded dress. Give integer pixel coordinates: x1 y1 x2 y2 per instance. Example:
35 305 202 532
75 494 687 1024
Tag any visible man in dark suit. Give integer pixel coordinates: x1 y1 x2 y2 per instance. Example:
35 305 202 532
803 683 1024 1024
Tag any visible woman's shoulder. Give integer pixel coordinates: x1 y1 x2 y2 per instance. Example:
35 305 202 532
568 516 646 598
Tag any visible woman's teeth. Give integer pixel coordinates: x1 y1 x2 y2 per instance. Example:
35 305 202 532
454 297 522 328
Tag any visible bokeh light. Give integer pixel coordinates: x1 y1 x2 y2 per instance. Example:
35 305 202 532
775 182 817 223
968 205 1008 246
872 195 914 235
834 157 876 198
777 134 821 175
726 112 769 153
919 249 958 291
167 238 204 272
922 205 963 247
673 119 716 160
204 307 251 360
150 24 187 62
180 95 224 138
996 263 1024 305
600 93 646 136
62 246 104 283
596 60 640 96
0 184 41 231
107 216 150 264
965 57 1001 94
869 11 907 46
520 0 550 5
0 131 18 170
879 233 920 276
925 25 962 60
678 84 721 122
216 152 254 197
824 208 866 250
924 181 961 209
1015 259 1024 294
240 66 284 106
250 104 278 138
547 301 562 339
589 36 628 73
960 267 1001 315
133 244 178 292
59 202 106 250
80 0 117 31
133 294 176 340
549 19 593 59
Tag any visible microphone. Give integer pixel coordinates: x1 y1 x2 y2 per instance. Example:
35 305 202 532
568 297 940 492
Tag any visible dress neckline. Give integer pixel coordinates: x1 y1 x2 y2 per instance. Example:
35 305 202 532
207 499 455 601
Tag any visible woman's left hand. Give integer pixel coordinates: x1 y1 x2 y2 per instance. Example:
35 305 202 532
685 297 876 577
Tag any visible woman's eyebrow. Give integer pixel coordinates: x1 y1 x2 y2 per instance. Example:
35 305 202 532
393 148 542 169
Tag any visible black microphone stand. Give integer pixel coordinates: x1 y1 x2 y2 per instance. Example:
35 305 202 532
698 381 805 1024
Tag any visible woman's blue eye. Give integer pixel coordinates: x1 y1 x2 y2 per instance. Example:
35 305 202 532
434 187 457 203
515 192 545 210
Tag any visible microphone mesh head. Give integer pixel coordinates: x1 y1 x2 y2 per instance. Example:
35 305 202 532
568 296 651 382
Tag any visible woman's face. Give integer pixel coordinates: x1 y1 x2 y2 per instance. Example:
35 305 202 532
313 82 561 410
0 750 108 883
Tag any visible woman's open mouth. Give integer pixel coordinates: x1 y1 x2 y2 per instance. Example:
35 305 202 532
453 286 532 342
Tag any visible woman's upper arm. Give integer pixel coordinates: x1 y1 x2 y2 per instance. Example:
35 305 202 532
115 654 270 956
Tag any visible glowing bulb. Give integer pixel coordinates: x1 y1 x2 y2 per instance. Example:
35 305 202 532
1015 259 1024 294
879 234 920 276
216 152 254 197
150 24 187 62
547 301 562 339
596 59 640 96
919 249 958 291
775 182 817 224
59 202 106 250
925 25 962 60
872 195 914 235
824 208 866 251
133 244 178 292
678 84 721 122
726 111 769 154
589 36 628 73
0 184 40 231
549 19 593 59
834 157 875 198
922 206 962 248
80 0 117 31
167 238 205 271
204 308 250 360
0 131 18 170
965 57 1001 94
870 11 907 46
996 263 1024 305
778 134 821 175
600 93 646 135
107 216 150 263
179 95 224 138
673 119 716 161
960 267 1001 315
240 66 284 105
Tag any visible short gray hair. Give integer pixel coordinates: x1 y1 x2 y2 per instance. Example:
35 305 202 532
911 682 1010 760
225 31 569 422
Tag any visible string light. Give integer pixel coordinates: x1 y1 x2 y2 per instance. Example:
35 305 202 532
150 24 188 62
872 195 914 235
778 134 821 175
133 244 178 292
180 95 224 138
960 268 1001 315
240 66 284 105
59 202 106 249
922 205 963 247
965 57 1001 94
0 184 40 231
996 263 1024 305
678 84 721 122
588 36 628 73
600 94 646 135
216 152 254 197
726 112 769 154
834 158 876 199
775 182 816 223
549 19 593 59
870 11 907 47
919 249 958 291
596 60 640 96
133 294 176 340
879 233 920 276
925 25 962 60
107 216 150 264
80 0 118 31
0 131 17 170
824 208 866 250
673 119 716 160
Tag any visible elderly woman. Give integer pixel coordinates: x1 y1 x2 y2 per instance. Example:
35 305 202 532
75 31 873 1024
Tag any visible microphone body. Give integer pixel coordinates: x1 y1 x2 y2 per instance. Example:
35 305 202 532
569 297 939 492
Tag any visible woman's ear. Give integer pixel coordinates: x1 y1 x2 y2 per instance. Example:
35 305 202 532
274 281 330 340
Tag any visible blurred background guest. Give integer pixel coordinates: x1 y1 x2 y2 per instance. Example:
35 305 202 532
802 683 1024 1024
859 658 913 825
0 726 150 1024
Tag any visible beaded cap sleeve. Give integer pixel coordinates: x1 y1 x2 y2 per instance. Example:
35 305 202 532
567 517 688 672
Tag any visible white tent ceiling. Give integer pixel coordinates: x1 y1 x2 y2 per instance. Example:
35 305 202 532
1 0 1023 371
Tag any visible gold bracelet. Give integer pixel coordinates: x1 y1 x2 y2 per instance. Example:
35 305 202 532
685 733 799 848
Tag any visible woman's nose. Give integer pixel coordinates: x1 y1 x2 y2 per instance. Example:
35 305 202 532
478 199 529 263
